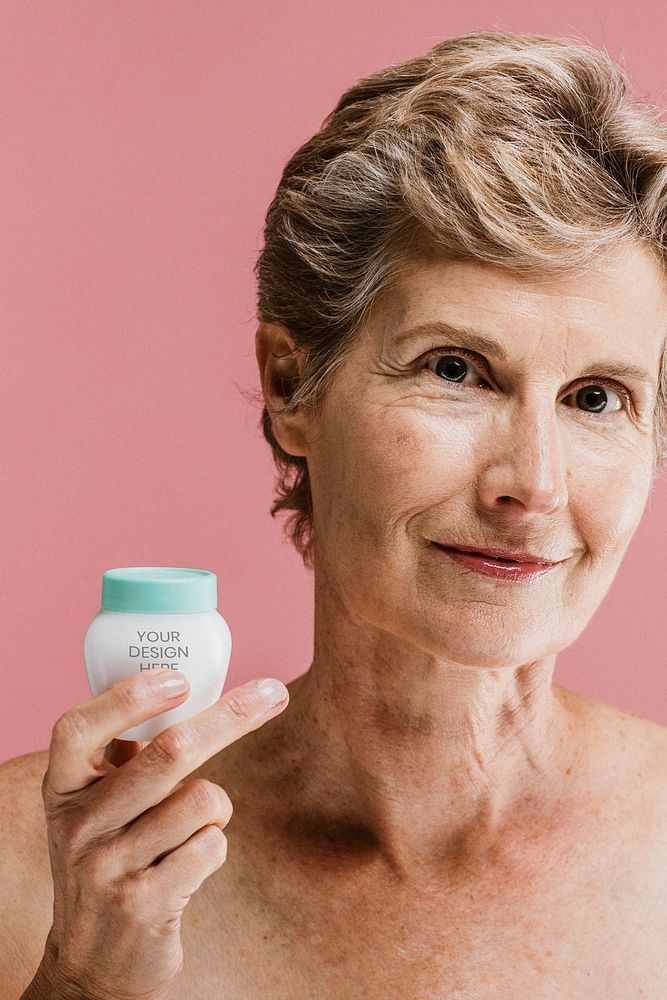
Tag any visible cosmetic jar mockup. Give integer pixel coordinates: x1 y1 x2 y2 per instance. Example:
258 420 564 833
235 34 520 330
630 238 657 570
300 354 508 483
83 567 232 741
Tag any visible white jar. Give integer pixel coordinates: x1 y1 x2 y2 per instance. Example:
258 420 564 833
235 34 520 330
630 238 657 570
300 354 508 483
83 566 232 741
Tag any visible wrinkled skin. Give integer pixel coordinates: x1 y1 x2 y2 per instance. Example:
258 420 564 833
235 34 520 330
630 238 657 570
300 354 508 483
249 241 666 883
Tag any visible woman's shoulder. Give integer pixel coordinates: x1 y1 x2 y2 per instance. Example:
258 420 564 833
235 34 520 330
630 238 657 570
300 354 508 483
0 748 53 873
565 685 667 767
0 747 51 854
556 683 667 747
559 685 667 838
0 749 54 994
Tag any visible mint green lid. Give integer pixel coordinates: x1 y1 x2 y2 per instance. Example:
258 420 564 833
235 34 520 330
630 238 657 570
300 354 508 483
101 567 217 614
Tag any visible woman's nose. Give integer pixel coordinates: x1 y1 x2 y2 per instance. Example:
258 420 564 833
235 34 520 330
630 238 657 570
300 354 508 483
477 404 569 516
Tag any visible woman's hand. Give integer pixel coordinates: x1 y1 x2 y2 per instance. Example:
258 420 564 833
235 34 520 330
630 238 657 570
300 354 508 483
35 669 289 1000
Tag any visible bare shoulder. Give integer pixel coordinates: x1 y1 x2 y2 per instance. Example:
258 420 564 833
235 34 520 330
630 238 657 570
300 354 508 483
0 748 51 865
558 684 667 832
0 749 54 992
557 683 667 754
583 686 664 748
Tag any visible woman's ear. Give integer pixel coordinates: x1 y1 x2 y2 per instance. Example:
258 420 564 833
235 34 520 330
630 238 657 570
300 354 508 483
255 321 311 457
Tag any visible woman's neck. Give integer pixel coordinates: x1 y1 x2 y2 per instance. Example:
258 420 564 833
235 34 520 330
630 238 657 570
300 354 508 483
219 649 587 888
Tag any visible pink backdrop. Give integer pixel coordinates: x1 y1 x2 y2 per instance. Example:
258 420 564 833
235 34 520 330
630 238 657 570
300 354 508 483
3 1 667 764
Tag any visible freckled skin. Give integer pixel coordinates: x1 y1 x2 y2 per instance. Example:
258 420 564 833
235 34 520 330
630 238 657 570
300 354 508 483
215 243 666 888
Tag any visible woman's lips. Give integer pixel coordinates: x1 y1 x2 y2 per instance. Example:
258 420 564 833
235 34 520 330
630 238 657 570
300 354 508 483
433 544 559 581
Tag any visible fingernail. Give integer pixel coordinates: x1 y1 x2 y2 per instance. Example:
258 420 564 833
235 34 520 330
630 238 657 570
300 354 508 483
256 678 288 707
156 671 189 698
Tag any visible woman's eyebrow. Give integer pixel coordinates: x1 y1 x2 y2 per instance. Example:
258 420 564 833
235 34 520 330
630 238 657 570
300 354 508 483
393 320 657 392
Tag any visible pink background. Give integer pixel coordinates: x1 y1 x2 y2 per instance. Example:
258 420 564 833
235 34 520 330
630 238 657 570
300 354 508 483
3 1 667 764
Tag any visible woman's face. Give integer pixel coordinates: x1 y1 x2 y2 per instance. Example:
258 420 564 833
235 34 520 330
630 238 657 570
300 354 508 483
303 243 667 668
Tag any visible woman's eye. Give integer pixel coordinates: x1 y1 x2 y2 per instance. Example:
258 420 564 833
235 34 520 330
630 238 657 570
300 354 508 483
562 384 624 415
422 351 628 416
425 353 485 387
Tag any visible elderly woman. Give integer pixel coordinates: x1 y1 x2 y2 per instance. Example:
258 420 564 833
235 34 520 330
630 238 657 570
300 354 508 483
4 27 667 1000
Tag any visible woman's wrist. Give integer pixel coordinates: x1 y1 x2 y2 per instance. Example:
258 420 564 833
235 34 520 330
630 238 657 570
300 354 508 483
18 941 83 1000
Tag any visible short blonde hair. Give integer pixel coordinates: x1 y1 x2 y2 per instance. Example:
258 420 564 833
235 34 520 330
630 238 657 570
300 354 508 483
250 28 667 569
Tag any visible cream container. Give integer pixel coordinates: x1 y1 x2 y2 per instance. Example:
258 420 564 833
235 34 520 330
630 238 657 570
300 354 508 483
83 566 232 741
